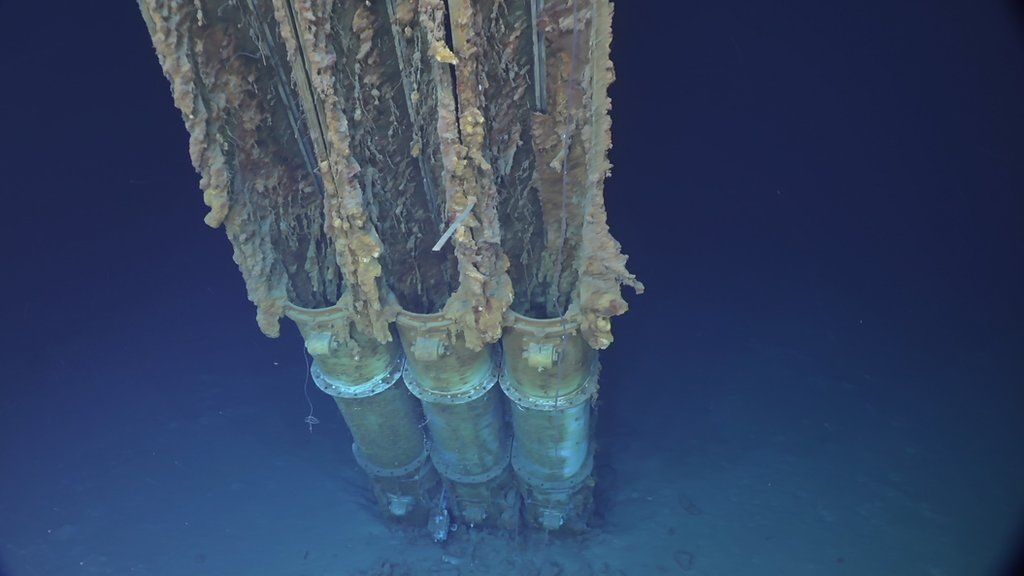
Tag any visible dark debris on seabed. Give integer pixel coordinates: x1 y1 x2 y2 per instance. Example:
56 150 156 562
353 523 631 576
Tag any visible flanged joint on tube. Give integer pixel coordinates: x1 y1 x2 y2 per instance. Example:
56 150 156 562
286 303 437 521
396 310 518 530
500 312 599 532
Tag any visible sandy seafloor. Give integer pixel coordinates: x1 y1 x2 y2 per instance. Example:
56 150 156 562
2 277 1021 576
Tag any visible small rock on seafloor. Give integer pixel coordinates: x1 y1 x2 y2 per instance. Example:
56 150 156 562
673 549 694 572
678 493 702 515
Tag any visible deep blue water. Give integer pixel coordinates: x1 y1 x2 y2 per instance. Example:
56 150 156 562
1 1 1022 575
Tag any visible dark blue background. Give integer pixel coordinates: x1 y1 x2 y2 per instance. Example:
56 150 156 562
1 1 1019 357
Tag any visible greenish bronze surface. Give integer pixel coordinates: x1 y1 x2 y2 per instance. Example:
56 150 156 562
501 312 596 403
397 309 514 526
501 312 598 531
287 302 436 520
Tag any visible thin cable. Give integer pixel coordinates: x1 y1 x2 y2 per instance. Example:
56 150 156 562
302 347 319 433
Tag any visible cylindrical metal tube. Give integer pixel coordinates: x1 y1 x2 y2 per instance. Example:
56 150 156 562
509 400 591 483
501 311 599 531
420 387 505 478
333 373 426 463
396 310 516 528
287 303 436 521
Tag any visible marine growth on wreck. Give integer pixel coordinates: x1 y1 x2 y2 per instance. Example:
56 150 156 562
140 0 641 534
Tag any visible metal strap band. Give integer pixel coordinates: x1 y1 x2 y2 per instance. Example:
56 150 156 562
499 355 600 411
351 440 432 479
511 442 595 493
431 434 512 485
402 351 500 405
310 353 405 399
